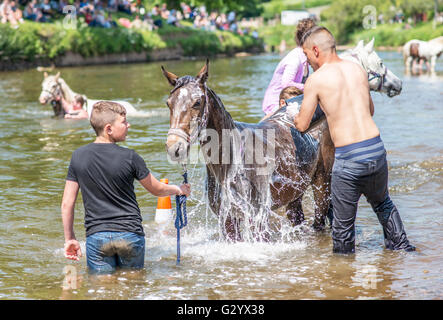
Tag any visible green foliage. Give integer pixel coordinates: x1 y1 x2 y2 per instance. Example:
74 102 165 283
0 21 262 62
258 23 296 48
321 0 439 44
349 21 443 46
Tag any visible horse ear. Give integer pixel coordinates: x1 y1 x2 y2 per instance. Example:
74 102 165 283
356 40 364 50
54 72 60 82
365 38 375 53
196 59 209 84
161 66 178 86
44 72 48 78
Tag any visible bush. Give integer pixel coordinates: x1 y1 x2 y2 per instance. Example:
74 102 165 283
0 21 262 62
349 22 443 47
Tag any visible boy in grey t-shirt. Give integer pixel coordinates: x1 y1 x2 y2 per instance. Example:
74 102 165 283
61 101 190 274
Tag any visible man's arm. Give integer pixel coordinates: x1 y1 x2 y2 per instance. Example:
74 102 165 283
139 173 191 197
61 180 82 261
65 110 89 119
293 76 319 132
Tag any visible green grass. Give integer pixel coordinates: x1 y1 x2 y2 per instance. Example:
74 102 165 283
349 21 443 47
258 23 297 48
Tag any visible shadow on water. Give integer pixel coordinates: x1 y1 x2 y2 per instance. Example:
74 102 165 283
0 52 442 299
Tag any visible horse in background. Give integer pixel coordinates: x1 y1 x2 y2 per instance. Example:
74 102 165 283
38 72 138 118
403 37 443 73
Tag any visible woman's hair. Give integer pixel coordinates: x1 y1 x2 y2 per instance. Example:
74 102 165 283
90 101 126 136
295 18 317 46
279 86 303 102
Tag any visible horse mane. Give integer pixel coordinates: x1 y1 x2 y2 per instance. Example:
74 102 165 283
171 75 194 94
58 78 80 104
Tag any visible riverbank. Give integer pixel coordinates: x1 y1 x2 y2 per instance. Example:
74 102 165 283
258 20 442 50
0 22 264 72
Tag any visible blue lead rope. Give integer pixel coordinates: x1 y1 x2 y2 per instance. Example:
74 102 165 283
175 171 188 265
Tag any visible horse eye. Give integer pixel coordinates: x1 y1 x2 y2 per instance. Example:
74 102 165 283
192 100 201 109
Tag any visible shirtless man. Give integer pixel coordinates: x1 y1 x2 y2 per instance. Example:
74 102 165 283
294 26 415 254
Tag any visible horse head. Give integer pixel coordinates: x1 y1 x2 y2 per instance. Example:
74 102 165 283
351 38 402 97
162 60 210 163
39 72 65 117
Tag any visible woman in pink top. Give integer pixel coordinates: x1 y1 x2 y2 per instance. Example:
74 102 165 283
262 18 317 116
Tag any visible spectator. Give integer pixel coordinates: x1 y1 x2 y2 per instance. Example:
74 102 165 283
40 0 54 19
9 0 24 24
107 0 117 12
118 0 131 15
23 0 44 22
1 0 19 27
106 12 117 27
167 8 177 26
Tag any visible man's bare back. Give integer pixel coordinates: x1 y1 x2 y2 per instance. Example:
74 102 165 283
307 58 379 147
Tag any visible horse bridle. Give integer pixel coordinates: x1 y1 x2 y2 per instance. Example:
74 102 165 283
350 51 387 92
42 82 62 103
367 65 387 91
167 84 210 145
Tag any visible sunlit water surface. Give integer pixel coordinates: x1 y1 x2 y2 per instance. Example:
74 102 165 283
0 52 442 300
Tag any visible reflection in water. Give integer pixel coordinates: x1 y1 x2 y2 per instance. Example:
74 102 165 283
0 53 442 299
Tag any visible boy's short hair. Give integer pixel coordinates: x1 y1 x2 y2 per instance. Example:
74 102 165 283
90 101 126 136
74 95 85 107
279 86 303 102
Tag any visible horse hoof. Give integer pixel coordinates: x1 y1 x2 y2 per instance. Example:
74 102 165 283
312 222 326 232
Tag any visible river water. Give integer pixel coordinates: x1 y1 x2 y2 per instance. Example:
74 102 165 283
0 52 441 300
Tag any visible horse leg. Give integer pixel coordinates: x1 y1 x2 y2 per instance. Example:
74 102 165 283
286 197 304 227
223 215 242 242
311 170 331 231
406 56 413 71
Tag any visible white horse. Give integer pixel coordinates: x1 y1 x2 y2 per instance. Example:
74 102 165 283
403 37 443 73
340 38 403 97
38 72 138 118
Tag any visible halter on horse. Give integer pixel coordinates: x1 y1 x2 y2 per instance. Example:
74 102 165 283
340 38 402 97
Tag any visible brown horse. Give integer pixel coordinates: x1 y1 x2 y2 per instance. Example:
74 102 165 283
162 48 402 241
162 61 333 241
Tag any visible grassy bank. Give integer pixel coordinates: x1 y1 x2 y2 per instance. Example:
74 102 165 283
0 21 263 65
348 21 443 47
258 20 442 50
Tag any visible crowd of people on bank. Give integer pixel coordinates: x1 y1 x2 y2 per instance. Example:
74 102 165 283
0 0 258 37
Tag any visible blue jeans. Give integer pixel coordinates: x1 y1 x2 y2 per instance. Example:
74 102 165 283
86 231 145 274
331 151 414 254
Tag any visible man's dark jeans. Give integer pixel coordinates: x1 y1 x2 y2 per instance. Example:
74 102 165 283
331 151 414 254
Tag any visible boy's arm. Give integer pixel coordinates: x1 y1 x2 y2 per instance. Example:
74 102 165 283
293 76 319 132
139 173 190 197
61 180 82 260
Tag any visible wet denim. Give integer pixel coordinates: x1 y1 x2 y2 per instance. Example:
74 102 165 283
86 231 145 274
331 151 414 254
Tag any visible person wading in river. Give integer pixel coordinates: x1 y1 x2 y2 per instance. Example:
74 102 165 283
293 26 415 254
61 101 191 274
